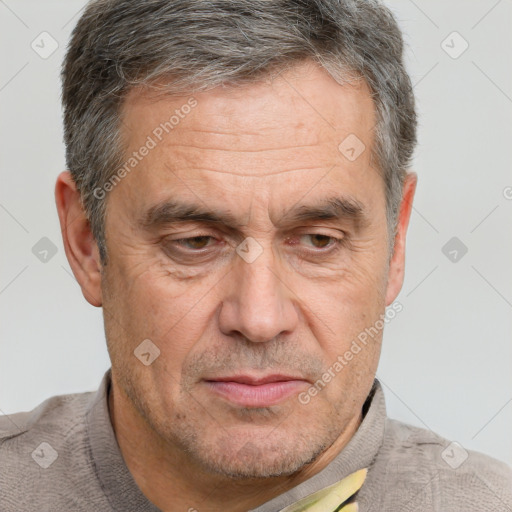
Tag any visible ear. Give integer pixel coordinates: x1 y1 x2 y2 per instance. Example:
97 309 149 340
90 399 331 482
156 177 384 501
385 172 417 306
55 170 103 307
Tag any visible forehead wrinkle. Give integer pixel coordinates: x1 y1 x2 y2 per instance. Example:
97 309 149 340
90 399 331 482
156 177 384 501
174 119 321 144
153 142 338 179
157 142 320 153
144 129 336 178
170 166 330 177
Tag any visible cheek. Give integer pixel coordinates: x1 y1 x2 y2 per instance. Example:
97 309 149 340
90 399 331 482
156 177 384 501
298 254 387 373
306 292 383 413
108 251 225 364
304 244 387 315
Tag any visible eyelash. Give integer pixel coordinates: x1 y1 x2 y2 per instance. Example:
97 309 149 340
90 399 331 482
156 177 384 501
166 233 347 257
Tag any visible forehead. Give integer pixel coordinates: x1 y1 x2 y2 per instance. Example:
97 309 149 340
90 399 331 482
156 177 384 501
113 60 382 224
121 61 375 147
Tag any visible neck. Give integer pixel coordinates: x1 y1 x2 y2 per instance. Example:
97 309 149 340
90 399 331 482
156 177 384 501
108 377 363 512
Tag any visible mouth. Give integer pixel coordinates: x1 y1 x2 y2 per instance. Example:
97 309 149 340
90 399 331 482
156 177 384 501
203 374 309 407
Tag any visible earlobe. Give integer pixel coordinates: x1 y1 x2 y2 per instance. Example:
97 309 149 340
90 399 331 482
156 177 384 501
384 172 417 306
55 170 103 307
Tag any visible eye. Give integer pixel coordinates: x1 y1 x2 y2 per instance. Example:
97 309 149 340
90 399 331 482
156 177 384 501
289 233 345 252
300 234 338 249
173 236 216 250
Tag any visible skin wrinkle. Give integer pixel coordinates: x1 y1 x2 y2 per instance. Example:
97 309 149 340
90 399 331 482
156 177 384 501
151 167 329 177
163 143 322 152
56 60 416 512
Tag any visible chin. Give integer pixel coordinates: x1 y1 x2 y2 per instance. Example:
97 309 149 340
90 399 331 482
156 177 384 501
181 424 335 480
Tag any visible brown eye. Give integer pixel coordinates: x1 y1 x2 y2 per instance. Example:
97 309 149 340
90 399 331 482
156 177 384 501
300 234 337 249
177 236 214 250
308 234 331 248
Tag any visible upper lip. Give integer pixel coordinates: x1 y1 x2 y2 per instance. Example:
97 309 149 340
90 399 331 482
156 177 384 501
205 374 307 385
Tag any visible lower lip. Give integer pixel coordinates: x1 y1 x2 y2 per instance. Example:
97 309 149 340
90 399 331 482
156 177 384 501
204 380 306 407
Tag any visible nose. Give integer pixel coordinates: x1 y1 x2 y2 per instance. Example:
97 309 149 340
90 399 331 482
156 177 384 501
218 242 299 344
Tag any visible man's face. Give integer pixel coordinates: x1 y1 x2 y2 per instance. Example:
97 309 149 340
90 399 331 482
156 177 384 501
102 61 393 478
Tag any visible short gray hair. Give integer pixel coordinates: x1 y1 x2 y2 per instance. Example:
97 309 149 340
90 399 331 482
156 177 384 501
62 0 417 266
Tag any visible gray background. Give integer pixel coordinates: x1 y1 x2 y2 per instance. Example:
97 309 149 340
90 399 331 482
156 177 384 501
1 0 511 467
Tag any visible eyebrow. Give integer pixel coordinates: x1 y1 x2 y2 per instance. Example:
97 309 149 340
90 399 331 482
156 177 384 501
138 195 369 232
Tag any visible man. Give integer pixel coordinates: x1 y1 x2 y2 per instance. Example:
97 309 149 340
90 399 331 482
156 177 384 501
1 0 511 511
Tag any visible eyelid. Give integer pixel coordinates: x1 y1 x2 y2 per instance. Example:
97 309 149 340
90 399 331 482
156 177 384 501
293 227 346 237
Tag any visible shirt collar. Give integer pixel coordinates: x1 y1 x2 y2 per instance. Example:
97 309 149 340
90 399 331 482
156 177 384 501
85 369 161 512
85 370 386 512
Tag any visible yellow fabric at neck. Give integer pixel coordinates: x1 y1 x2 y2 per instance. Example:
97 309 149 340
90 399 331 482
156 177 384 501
279 468 367 512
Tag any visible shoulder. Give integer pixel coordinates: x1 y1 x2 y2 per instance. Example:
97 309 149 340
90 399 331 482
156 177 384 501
0 392 93 434
0 391 100 511
361 418 512 511
0 390 93 443
0 390 95 467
